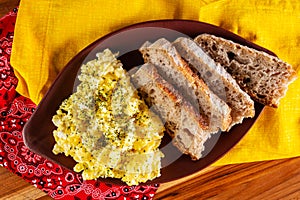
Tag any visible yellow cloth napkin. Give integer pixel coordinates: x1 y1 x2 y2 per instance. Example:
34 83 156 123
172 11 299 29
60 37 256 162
11 0 300 165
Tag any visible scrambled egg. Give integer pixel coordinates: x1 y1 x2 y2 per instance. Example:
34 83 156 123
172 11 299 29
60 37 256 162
52 49 165 185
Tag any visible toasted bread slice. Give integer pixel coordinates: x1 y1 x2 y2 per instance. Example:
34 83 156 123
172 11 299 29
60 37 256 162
131 63 209 160
173 37 255 128
140 38 232 133
194 34 297 107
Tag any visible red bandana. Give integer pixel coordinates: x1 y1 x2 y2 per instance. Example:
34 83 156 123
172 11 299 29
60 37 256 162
0 8 158 200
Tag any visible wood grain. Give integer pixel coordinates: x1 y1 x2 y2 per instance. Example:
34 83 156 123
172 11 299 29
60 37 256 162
1 1 300 200
1 157 300 199
0 167 50 200
155 157 300 199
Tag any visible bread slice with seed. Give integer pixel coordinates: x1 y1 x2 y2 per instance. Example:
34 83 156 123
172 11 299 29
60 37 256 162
130 63 210 160
139 38 232 133
173 37 255 128
194 34 298 107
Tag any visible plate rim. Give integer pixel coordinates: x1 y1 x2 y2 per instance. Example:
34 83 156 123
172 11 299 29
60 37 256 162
23 19 269 185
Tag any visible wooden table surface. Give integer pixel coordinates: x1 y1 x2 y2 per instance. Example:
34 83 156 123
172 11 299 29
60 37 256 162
1 1 300 199
2 156 300 200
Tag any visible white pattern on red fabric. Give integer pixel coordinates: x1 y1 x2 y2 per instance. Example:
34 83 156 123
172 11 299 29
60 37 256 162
0 8 159 200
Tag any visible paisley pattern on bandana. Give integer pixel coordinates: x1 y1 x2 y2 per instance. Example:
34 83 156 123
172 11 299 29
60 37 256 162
0 8 159 200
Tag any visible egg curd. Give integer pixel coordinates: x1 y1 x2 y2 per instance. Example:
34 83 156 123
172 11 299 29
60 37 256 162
52 49 165 185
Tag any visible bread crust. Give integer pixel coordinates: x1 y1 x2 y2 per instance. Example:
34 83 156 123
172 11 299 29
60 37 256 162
131 63 209 160
195 34 297 107
173 37 255 128
140 38 232 132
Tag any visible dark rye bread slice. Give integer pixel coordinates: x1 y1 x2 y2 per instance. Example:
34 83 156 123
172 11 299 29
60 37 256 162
173 37 255 129
130 63 209 160
140 38 232 133
194 33 298 107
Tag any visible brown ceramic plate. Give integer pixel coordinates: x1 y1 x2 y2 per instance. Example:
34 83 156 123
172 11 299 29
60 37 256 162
23 20 271 185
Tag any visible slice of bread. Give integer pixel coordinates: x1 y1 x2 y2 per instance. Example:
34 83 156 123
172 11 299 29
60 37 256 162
173 37 255 128
194 34 298 107
139 38 232 133
130 63 209 160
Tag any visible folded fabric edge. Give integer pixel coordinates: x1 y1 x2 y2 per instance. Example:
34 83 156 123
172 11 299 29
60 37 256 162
1 8 160 200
